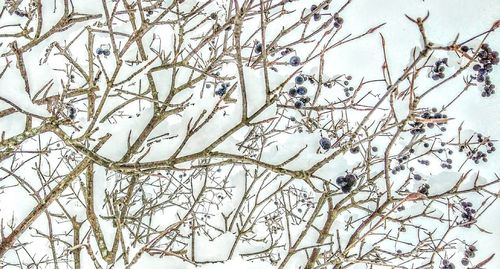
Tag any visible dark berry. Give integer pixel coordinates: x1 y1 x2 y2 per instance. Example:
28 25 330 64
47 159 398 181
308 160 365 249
297 86 307 95
294 100 304 109
341 185 352 193
345 174 357 184
215 87 226 96
336 176 346 186
289 56 301 67
68 106 77 119
319 137 331 150
254 43 263 54
295 75 305 85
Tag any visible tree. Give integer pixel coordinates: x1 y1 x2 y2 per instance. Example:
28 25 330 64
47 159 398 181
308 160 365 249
0 0 499 268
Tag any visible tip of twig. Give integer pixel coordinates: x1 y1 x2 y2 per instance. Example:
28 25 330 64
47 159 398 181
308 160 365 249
405 14 416 23
368 23 386 34
492 19 500 30
468 253 495 269
423 11 430 22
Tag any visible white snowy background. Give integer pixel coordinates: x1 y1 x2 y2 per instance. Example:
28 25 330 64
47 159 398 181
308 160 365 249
0 0 499 268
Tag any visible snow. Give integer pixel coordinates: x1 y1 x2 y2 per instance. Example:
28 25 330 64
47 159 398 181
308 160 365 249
0 0 499 268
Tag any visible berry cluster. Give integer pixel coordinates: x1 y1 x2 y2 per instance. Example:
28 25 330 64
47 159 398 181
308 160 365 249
417 159 430 166
440 157 453 169
409 121 425 135
467 147 488 163
417 183 430 196
459 133 495 164
461 245 477 265
340 75 354 96
215 83 230 96
343 86 355 97
96 47 111 56
410 108 448 135
460 201 476 226
430 58 447 80
294 97 310 108
333 13 344 28
298 192 315 210
423 108 447 129
280 47 293 56
310 4 329 21
289 75 310 108
440 260 455 269
14 9 28 17
288 88 310 108
472 43 498 97
391 155 409 175
336 173 357 193
311 5 321 21
319 137 331 150
264 214 283 234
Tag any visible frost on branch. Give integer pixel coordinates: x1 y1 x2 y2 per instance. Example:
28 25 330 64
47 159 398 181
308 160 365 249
0 0 499 268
